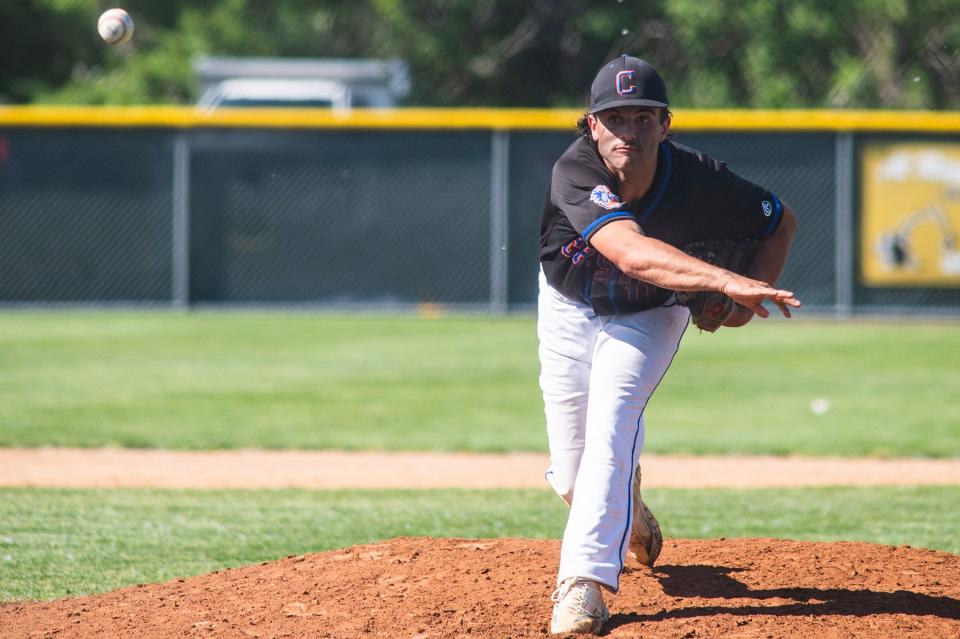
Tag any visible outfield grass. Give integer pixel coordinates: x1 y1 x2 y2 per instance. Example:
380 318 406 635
1 486 957 601
0 312 958 456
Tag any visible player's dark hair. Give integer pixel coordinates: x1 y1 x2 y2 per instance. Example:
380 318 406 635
576 115 590 140
576 108 672 141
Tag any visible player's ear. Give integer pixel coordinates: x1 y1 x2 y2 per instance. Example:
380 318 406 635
658 109 671 140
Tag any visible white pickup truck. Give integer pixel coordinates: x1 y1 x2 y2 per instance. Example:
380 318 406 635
194 57 411 111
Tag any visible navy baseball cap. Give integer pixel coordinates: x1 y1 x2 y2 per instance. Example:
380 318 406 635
589 55 668 113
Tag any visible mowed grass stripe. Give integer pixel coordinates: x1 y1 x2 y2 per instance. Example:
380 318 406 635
1 485 958 601
0 313 958 456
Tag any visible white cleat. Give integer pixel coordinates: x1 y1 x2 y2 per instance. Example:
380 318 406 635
550 577 610 635
628 470 663 567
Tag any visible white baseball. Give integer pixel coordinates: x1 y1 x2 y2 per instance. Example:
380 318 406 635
98 8 134 45
809 398 831 416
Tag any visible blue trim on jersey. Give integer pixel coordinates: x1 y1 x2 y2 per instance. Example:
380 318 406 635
614 317 688 591
583 211 636 240
761 193 783 237
635 142 673 224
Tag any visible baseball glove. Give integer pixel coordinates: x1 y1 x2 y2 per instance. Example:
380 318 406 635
675 238 758 333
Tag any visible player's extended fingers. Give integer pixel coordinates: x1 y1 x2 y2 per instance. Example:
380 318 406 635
775 293 802 307
746 302 770 318
774 298 792 318
763 289 801 318
766 286 800 303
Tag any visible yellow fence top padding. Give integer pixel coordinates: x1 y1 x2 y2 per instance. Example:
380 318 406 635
0 106 959 132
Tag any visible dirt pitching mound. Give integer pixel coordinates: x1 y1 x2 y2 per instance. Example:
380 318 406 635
2 537 958 639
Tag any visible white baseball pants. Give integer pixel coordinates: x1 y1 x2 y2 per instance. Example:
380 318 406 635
537 269 688 591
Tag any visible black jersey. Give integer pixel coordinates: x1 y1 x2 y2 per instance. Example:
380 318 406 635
539 136 784 315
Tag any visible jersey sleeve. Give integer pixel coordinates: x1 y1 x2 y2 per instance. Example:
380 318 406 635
550 155 636 242
699 159 784 240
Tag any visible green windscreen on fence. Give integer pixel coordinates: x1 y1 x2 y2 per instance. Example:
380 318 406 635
188 129 491 306
0 129 174 303
1 116 959 314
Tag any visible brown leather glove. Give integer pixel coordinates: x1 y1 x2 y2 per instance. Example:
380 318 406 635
675 238 759 332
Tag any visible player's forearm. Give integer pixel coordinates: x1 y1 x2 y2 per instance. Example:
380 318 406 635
619 239 736 291
590 222 735 292
746 206 797 285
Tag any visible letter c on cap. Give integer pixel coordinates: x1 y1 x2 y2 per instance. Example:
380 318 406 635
616 70 636 96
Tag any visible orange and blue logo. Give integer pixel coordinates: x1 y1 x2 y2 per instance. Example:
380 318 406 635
590 185 622 210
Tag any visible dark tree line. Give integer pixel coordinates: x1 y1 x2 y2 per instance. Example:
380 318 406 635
2 0 958 109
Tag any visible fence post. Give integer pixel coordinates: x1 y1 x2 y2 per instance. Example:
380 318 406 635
834 132 854 318
490 130 510 314
172 132 191 310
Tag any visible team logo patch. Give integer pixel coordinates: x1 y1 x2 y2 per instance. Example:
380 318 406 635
761 200 773 217
590 185 622 210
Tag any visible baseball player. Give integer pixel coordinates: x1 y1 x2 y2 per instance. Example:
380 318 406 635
538 55 799 635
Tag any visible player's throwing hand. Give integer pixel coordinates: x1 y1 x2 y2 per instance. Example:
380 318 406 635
721 276 801 319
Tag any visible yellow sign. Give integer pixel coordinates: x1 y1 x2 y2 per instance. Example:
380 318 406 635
861 142 960 286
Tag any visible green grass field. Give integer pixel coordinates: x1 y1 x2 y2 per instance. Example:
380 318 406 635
1 312 958 456
2 486 958 601
1 312 958 604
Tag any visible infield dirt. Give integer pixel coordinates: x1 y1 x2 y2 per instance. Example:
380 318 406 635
4 448 960 488
3 536 959 638
3 450 959 637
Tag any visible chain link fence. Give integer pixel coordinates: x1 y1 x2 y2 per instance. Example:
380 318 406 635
1 115 959 314
188 129 492 307
0 129 173 303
